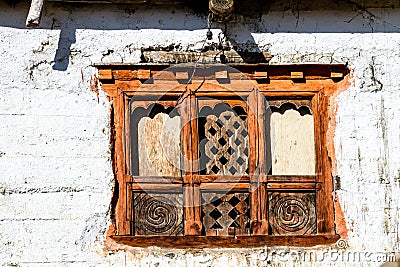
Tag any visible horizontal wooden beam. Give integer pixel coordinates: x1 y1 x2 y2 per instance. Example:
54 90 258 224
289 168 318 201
97 63 349 81
112 234 340 248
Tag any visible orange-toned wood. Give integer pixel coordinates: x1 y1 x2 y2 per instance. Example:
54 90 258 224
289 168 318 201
255 90 268 234
129 175 183 184
99 69 113 80
184 185 196 235
193 184 201 233
247 89 258 179
126 183 132 232
115 80 142 91
126 92 183 97
113 70 138 80
130 183 183 192
101 84 118 97
189 92 202 235
112 234 340 248
261 91 317 97
196 175 250 183
254 71 268 79
130 99 177 110
330 72 344 78
199 183 249 191
265 175 317 183
176 71 189 80
181 96 194 234
138 69 151 80
315 92 335 234
108 81 330 97
266 183 317 190
180 92 201 235
197 99 247 110
114 89 130 235
291 72 304 79
257 184 268 235
124 94 131 176
313 94 323 179
258 80 331 92
247 89 261 234
152 70 176 80
215 70 228 79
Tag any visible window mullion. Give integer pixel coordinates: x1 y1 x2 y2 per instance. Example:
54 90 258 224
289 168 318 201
314 92 335 234
257 90 269 235
180 92 201 235
116 89 131 235
248 89 268 235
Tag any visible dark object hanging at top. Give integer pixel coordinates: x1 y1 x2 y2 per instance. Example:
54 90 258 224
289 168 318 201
209 0 234 22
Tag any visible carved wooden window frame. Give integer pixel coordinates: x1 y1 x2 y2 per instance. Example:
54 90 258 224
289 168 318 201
98 64 349 248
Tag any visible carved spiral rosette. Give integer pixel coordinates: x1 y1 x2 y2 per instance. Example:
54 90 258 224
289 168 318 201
268 192 316 235
134 193 184 236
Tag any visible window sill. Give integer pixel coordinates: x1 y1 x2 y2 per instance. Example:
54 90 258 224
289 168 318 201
111 234 340 249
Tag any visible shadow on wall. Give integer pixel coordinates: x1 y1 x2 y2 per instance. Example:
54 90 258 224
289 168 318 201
2 0 400 70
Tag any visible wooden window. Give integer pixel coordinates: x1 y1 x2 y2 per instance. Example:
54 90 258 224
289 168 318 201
99 64 349 248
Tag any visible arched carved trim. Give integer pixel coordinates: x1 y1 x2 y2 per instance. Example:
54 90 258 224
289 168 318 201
270 102 312 116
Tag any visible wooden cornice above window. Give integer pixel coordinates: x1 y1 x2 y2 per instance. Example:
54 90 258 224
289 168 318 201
96 63 349 98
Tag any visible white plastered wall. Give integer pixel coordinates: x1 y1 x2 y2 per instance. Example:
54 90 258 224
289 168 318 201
0 2 399 266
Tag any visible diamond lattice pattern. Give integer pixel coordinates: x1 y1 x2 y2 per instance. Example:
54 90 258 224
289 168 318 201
202 192 250 236
204 110 248 175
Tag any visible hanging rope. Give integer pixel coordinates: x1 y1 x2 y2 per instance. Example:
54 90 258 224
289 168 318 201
177 12 213 105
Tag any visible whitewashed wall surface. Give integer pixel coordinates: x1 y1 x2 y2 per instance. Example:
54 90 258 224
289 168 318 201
0 0 400 266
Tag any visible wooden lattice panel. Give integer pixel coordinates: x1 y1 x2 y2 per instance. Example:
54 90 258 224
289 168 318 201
268 192 317 235
204 110 248 175
201 192 250 236
134 192 184 236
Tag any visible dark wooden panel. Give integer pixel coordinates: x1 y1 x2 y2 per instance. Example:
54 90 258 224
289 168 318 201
268 192 317 235
133 192 184 236
201 192 250 236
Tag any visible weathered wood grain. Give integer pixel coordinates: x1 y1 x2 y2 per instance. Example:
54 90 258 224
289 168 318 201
134 192 184 236
268 192 317 235
111 234 340 248
202 192 250 236
138 113 181 177
270 108 316 175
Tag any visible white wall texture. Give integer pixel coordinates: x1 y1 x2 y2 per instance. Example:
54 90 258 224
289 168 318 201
0 1 399 266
